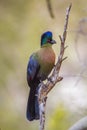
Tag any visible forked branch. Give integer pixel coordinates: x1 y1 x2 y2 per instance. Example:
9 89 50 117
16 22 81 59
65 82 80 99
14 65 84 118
38 4 72 130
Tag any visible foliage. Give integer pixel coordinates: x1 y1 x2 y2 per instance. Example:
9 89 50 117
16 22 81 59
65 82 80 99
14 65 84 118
48 105 72 130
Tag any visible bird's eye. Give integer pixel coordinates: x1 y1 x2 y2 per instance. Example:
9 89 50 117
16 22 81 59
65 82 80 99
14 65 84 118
47 38 52 42
47 39 50 42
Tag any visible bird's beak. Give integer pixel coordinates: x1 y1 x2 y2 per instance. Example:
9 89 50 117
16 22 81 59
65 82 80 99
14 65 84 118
51 39 56 44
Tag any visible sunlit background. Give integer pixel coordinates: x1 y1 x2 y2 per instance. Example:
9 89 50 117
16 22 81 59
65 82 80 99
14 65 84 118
1 0 87 130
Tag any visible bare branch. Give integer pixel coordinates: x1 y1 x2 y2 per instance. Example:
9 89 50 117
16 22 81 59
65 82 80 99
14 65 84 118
38 4 72 130
62 56 68 62
46 0 55 18
68 116 87 130
64 45 68 50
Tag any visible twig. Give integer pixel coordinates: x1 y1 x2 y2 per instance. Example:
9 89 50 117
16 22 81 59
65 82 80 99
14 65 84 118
68 116 87 130
46 0 55 18
38 4 72 130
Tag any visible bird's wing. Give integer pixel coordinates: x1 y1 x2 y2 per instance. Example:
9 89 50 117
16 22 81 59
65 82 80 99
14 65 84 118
27 54 40 86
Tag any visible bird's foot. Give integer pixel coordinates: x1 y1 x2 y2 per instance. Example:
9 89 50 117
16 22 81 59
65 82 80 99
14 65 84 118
47 77 53 84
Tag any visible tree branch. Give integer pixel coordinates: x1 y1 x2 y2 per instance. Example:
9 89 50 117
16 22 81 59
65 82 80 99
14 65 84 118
46 0 55 18
68 116 87 130
38 4 72 130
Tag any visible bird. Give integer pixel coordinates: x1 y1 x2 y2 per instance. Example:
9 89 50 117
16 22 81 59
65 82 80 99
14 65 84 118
26 31 56 121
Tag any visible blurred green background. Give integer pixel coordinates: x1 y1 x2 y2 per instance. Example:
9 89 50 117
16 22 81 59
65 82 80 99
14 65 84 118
1 0 87 130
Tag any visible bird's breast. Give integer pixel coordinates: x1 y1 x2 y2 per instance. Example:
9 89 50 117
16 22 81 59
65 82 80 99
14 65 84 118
37 47 55 80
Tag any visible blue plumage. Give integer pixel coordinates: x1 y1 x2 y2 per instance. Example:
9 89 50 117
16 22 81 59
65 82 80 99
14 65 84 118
41 31 52 46
27 55 40 86
27 55 40 121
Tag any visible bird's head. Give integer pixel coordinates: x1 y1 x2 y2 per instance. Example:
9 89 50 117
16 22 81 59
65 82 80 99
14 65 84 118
41 31 56 47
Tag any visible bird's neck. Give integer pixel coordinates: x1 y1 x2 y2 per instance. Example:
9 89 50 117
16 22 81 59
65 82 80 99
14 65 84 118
41 43 52 48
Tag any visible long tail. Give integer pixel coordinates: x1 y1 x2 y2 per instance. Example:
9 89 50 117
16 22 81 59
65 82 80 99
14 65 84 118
26 86 39 121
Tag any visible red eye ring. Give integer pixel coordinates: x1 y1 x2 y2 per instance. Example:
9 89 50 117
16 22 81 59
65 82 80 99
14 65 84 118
47 39 51 42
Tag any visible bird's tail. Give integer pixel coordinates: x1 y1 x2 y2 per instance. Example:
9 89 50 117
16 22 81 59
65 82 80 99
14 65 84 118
26 85 39 121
